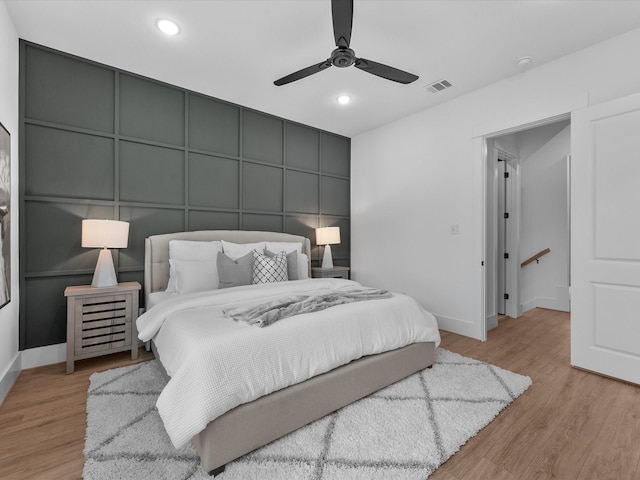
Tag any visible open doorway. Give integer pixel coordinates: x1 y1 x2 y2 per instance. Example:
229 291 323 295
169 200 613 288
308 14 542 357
485 118 571 332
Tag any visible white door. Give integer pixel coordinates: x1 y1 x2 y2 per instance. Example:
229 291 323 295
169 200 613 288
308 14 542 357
571 92 640 385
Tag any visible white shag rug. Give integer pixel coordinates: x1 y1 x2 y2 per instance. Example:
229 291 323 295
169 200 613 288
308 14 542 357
84 348 531 480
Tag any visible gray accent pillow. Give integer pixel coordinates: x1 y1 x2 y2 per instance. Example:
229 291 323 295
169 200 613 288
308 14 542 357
265 249 298 280
217 251 254 289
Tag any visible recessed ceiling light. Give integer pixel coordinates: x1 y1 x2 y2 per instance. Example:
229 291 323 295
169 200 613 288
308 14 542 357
516 56 532 66
156 18 180 36
336 95 351 105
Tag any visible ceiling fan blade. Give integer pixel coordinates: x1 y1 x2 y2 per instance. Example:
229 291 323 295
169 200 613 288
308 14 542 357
354 58 419 84
274 60 332 86
331 0 353 48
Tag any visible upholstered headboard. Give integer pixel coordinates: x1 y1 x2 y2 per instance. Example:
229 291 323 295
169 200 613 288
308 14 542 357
144 230 312 303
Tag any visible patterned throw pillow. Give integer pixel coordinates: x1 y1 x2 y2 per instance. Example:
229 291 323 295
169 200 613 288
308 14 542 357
252 250 288 284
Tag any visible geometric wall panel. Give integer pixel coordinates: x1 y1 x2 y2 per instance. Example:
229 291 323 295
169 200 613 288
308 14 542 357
321 133 350 177
286 170 319 214
243 213 283 233
242 163 283 212
188 94 239 157
321 176 350 216
25 124 114 200
119 74 185 146
119 206 186 269
119 141 185 205
24 275 91 348
20 41 350 349
188 153 239 209
242 110 283 165
24 45 114 133
24 201 114 274
188 210 239 232
286 123 319 171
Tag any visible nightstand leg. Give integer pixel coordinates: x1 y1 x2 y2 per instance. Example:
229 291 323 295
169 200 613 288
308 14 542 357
66 302 74 374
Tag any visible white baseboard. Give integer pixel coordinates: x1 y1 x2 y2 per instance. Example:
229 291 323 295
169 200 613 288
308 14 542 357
522 285 570 313
435 313 482 340
486 314 498 330
0 352 21 407
21 343 66 370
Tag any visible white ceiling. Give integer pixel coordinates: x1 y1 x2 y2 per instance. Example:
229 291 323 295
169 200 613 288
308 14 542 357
6 0 640 137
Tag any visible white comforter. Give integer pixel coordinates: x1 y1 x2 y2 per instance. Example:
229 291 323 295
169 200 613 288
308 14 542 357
136 278 440 449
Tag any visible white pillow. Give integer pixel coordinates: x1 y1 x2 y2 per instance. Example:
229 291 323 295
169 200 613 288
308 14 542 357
264 241 302 254
297 253 309 280
170 258 219 294
221 240 266 260
167 240 222 292
169 240 222 260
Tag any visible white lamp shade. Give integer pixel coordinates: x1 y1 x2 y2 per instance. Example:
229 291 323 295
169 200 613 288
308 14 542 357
82 219 129 249
316 226 340 246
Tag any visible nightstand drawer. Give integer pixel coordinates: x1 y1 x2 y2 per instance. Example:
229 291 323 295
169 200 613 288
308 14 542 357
65 282 141 373
75 294 132 355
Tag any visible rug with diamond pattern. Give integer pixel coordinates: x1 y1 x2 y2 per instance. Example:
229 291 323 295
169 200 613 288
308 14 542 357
84 348 531 480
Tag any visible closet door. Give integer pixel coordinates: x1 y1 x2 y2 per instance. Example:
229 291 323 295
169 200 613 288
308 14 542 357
571 91 640 385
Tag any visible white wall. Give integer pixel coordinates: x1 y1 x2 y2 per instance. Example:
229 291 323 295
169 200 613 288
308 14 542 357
0 0 20 404
517 124 570 312
351 27 640 339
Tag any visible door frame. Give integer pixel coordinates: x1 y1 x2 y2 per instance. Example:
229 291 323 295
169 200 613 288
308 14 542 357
495 146 519 320
474 112 571 339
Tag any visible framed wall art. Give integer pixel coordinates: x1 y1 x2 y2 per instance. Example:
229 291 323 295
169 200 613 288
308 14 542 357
0 121 10 309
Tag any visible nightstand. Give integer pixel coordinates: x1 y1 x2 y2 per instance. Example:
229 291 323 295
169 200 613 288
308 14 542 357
64 281 141 374
311 266 350 279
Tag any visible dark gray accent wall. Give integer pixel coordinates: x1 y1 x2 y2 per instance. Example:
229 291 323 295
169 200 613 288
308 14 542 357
19 42 350 350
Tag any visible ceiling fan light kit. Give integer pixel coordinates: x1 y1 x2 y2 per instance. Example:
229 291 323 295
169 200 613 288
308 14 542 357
274 0 418 86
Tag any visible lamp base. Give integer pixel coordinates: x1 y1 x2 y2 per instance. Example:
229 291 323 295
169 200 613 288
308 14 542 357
321 244 334 269
91 248 118 287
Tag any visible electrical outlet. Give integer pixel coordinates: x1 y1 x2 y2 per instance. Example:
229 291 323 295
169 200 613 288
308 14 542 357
449 224 461 234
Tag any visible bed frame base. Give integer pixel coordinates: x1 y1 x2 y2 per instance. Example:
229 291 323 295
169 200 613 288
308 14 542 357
194 341 436 474
209 465 226 477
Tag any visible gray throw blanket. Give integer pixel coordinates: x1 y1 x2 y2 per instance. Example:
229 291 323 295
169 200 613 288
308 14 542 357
224 288 393 327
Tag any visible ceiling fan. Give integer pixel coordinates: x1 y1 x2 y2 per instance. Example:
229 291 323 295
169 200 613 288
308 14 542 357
274 0 419 86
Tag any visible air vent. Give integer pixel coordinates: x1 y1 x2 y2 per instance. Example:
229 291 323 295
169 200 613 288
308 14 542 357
424 79 453 94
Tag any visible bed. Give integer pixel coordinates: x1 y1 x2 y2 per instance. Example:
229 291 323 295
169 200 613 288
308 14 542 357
138 230 440 476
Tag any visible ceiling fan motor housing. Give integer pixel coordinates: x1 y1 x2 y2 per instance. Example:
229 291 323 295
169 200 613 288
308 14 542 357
331 47 356 68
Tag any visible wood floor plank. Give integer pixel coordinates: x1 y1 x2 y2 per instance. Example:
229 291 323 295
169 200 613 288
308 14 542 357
0 309 638 480
0 348 152 480
432 308 640 480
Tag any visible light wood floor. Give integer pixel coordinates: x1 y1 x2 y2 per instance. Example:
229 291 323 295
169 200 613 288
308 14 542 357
1 308 639 479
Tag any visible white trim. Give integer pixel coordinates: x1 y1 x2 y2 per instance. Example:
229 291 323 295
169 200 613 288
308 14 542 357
434 313 479 340
21 343 66 369
0 352 20 406
486 314 498 330
472 92 586 138
474 100 583 340
522 286 571 313
472 137 487 341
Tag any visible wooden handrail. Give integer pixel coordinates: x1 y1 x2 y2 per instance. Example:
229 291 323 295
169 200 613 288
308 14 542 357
521 248 551 268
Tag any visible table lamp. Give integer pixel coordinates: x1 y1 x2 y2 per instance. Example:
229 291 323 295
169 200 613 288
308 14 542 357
82 219 129 287
316 226 340 269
